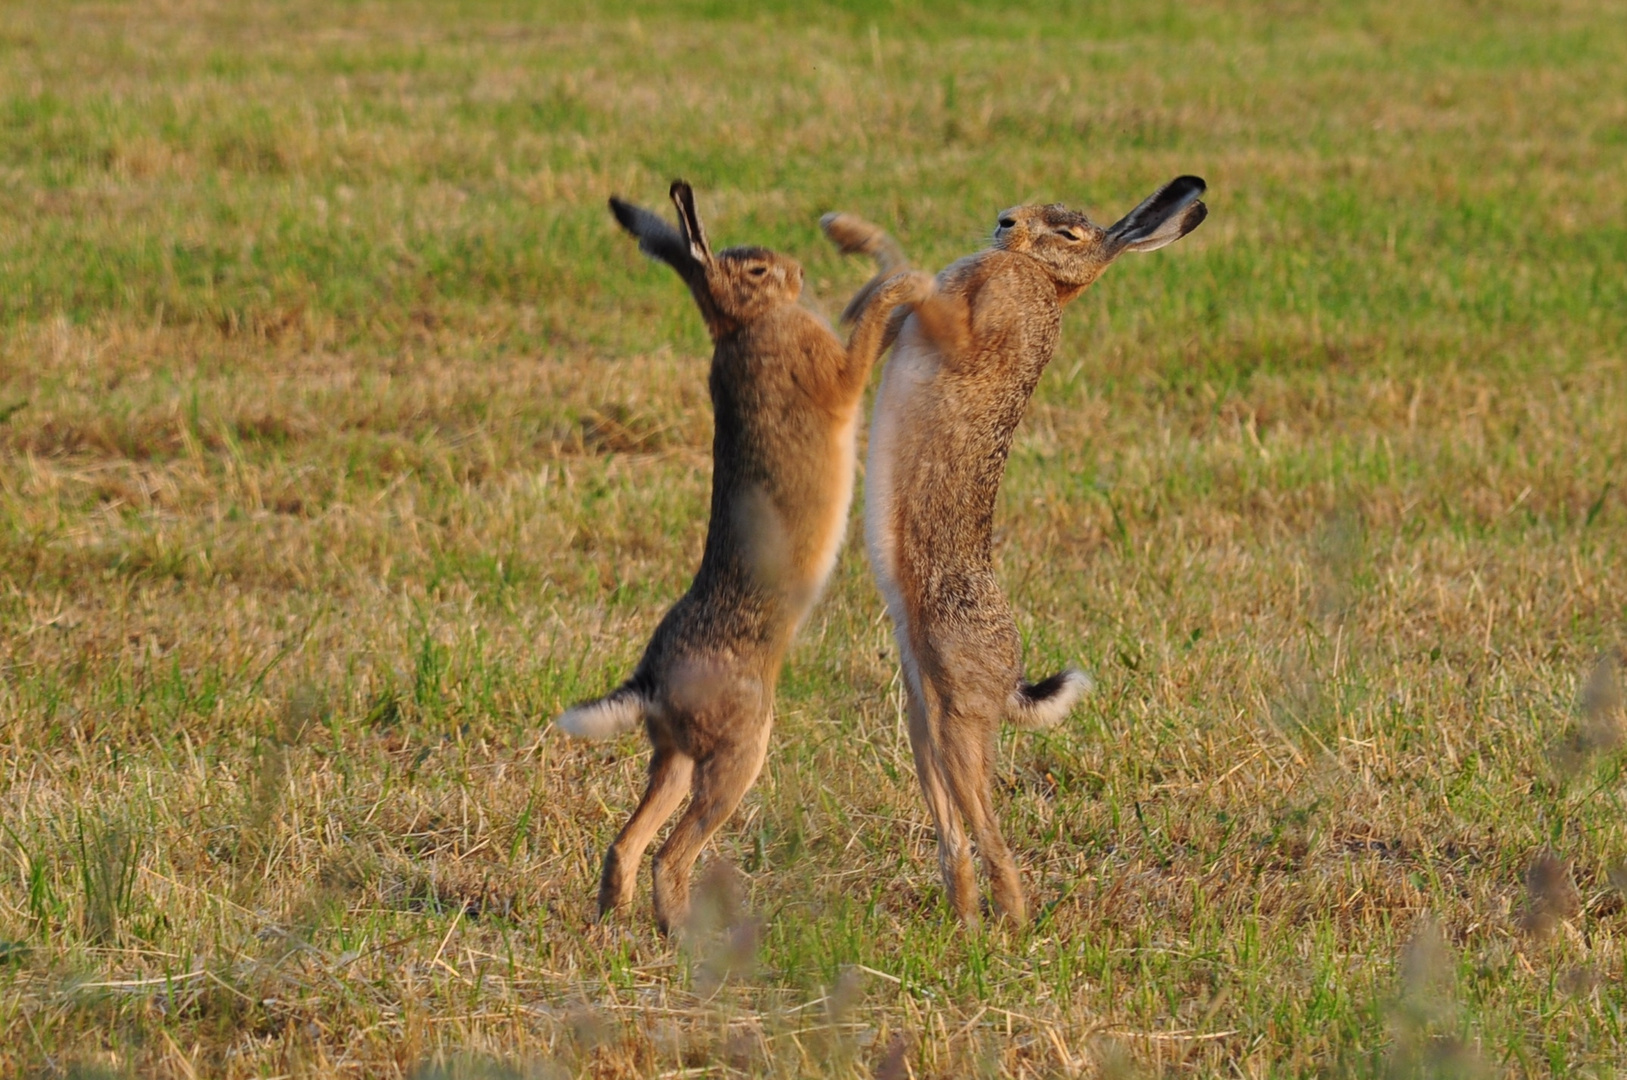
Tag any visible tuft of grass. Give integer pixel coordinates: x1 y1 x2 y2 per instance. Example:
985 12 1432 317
72 812 144 948
2 0 1626 1076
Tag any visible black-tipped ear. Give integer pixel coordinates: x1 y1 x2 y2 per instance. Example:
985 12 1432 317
669 180 713 265
1106 175 1208 254
608 195 694 272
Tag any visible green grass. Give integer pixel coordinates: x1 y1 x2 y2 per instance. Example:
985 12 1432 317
2 0 1626 1076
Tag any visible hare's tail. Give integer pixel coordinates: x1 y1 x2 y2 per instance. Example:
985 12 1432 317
555 682 648 739
1006 668 1092 729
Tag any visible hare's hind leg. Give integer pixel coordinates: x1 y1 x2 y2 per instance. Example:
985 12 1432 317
938 715 1026 925
932 607 1029 925
903 678 978 924
651 713 773 935
598 746 694 917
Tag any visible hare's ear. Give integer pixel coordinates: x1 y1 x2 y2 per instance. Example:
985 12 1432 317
1106 175 1207 255
669 180 714 266
608 195 695 273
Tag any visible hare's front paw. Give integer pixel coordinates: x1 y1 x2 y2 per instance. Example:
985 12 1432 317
898 269 935 306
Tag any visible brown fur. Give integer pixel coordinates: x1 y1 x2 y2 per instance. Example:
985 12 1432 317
555 182 934 934
857 177 1208 925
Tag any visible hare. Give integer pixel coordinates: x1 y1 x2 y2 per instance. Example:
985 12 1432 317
555 181 934 934
856 176 1208 925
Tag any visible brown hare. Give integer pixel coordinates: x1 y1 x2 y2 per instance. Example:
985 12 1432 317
555 181 934 934
852 176 1208 926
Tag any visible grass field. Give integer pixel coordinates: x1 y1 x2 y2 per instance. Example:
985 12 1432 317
2 1 1626 1075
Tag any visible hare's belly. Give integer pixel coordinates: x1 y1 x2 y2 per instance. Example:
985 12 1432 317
864 330 938 626
798 406 859 617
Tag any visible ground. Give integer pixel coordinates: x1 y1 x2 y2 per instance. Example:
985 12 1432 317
1 1 1625 1076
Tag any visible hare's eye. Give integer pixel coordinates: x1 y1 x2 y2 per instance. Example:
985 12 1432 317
1057 227 1083 241
998 216 1017 229
748 265 768 277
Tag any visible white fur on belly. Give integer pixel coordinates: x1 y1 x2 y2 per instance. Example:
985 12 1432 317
804 405 859 608
865 321 939 645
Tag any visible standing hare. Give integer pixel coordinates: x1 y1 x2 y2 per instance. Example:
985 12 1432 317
854 176 1208 925
555 181 933 934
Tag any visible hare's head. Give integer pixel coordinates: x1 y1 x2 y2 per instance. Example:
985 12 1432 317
992 176 1208 297
705 244 804 322
609 180 801 334
993 203 1113 288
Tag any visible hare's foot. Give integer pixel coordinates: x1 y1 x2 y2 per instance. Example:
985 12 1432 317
597 748 693 917
651 732 769 935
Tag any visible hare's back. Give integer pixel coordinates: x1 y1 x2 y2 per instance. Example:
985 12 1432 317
636 585 778 685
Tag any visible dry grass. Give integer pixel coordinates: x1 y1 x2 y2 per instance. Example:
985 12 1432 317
2 1 1626 1076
